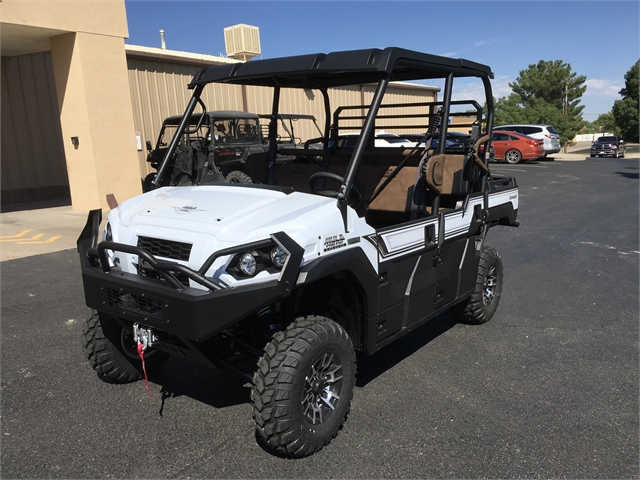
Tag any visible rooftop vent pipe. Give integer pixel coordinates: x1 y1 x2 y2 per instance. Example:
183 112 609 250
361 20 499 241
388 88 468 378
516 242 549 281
160 30 166 50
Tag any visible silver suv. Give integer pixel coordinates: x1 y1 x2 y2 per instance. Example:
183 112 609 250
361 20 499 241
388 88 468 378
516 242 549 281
494 124 561 156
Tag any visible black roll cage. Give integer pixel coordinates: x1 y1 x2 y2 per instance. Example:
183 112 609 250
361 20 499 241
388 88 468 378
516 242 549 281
153 46 495 206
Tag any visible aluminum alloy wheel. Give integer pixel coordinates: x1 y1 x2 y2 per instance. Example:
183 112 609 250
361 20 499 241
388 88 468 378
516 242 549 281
505 149 521 164
483 265 498 306
302 353 343 425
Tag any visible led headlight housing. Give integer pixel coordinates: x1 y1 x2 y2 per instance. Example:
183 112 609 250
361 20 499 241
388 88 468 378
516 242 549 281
270 246 288 269
227 242 290 279
238 252 258 276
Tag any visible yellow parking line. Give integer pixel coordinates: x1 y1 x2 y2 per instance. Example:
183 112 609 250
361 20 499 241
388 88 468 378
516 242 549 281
0 234 45 243
17 235 61 245
0 229 32 239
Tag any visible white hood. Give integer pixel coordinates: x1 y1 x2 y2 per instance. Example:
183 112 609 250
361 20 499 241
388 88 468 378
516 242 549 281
106 184 378 289
111 184 345 249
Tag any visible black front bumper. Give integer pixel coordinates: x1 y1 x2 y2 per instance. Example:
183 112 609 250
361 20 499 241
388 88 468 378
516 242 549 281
77 210 304 342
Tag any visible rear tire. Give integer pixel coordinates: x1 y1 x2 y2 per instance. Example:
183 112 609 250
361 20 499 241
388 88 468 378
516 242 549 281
505 149 522 164
251 316 356 458
452 246 503 324
83 309 167 383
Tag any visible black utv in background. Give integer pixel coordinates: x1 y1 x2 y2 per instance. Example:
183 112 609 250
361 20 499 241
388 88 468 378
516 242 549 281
143 110 267 191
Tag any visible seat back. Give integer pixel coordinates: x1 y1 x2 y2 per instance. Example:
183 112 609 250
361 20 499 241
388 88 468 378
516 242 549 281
368 166 418 213
423 154 469 195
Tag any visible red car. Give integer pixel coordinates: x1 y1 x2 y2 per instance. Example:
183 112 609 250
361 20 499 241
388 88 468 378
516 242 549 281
489 130 545 164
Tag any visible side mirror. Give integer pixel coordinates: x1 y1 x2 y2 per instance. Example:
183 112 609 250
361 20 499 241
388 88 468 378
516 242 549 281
146 140 152 152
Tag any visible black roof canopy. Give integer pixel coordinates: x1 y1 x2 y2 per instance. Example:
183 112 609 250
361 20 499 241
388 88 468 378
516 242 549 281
189 47 494 89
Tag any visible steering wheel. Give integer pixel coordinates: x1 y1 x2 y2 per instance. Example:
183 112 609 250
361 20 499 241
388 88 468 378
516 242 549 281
308 172 362 209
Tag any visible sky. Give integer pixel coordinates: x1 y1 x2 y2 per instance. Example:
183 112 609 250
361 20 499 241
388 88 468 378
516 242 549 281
124 0 640 120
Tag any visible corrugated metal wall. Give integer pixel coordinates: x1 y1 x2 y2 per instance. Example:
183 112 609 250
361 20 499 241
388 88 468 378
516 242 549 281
1 52 69 208
128 56 247 177
127 54 437 179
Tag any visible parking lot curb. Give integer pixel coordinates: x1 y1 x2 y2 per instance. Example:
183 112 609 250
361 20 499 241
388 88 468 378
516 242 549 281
548 154 587 161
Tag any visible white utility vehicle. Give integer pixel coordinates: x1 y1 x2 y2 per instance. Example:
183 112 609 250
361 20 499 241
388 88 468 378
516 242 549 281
78 47 519 458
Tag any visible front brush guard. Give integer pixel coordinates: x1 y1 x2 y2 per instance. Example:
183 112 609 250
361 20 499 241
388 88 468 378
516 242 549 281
76 210 304 341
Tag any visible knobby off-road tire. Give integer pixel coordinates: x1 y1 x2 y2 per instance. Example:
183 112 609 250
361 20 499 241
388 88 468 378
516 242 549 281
225 170 253 184
83 309 167 383
251 316 356 458
142 173 156 193
452 246 503 324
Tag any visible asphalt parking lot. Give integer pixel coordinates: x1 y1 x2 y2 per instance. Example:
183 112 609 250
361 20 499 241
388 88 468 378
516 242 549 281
1 157 638 478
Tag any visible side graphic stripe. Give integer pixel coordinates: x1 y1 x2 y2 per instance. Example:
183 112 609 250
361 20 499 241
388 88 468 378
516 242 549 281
372 187 517 262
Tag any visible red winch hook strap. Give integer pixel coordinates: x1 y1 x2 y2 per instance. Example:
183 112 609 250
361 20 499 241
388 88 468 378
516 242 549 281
137 343 154 398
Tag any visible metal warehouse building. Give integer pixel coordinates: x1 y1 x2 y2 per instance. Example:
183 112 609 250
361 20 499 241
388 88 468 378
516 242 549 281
1 0 439 212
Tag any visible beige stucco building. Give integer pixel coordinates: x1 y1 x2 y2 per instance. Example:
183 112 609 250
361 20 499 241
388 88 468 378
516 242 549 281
2 0 144 211
1 0 441 212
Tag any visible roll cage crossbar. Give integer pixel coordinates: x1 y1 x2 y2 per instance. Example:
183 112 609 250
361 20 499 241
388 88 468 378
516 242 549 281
153 47 495 214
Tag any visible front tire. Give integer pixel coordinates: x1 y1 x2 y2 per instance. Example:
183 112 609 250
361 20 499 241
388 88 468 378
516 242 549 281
505 149 522 164
225 170 253 183
251 316 356 458
83 309 167 383
452 246 503 324
142 173 156 193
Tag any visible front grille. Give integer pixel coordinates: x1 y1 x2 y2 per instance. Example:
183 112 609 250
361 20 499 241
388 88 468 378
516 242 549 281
138 267 191 287
107 288 165 321
137 236 192 261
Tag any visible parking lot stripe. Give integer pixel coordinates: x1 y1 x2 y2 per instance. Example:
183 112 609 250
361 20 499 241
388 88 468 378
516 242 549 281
0 229 32 239
17 235 61 245
1 233 44 243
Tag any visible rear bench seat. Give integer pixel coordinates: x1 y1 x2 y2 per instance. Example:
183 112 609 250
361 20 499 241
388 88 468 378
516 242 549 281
245 147 475 225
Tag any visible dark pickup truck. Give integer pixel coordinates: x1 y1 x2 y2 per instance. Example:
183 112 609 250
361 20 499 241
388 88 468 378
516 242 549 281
590 136 626 158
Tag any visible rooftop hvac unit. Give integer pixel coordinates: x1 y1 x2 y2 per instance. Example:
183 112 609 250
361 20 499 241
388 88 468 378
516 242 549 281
224 24 261 61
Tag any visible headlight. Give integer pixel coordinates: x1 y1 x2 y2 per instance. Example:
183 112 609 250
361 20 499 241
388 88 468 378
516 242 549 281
227 242 290 279
270 246 288 269
238 252 258 276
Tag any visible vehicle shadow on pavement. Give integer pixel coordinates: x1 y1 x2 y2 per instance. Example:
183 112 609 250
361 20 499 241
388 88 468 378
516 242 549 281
146 312 459 411
355 311 458 388
616 165 639 179
617 171 639 179
150 357 250 413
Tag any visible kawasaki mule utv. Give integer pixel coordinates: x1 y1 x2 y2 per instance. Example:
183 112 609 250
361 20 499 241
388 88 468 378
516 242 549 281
78 47 519 458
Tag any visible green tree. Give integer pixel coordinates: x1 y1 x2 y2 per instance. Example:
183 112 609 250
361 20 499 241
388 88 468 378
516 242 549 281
510 60 587 114
492 60 587 145
591 112 619 136
612 60 639 143
494 94 529 125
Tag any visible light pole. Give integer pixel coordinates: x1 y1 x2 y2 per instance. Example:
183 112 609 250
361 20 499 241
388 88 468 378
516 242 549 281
563 79 569 153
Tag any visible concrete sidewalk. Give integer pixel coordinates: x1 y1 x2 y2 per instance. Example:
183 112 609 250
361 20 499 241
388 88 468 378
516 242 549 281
0 206 91 262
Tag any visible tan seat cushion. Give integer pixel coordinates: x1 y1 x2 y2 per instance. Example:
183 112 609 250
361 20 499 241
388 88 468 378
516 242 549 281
423 154 466 195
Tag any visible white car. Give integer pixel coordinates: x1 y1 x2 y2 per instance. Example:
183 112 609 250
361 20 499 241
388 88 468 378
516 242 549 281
494 124 561 155
336 132 418 148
